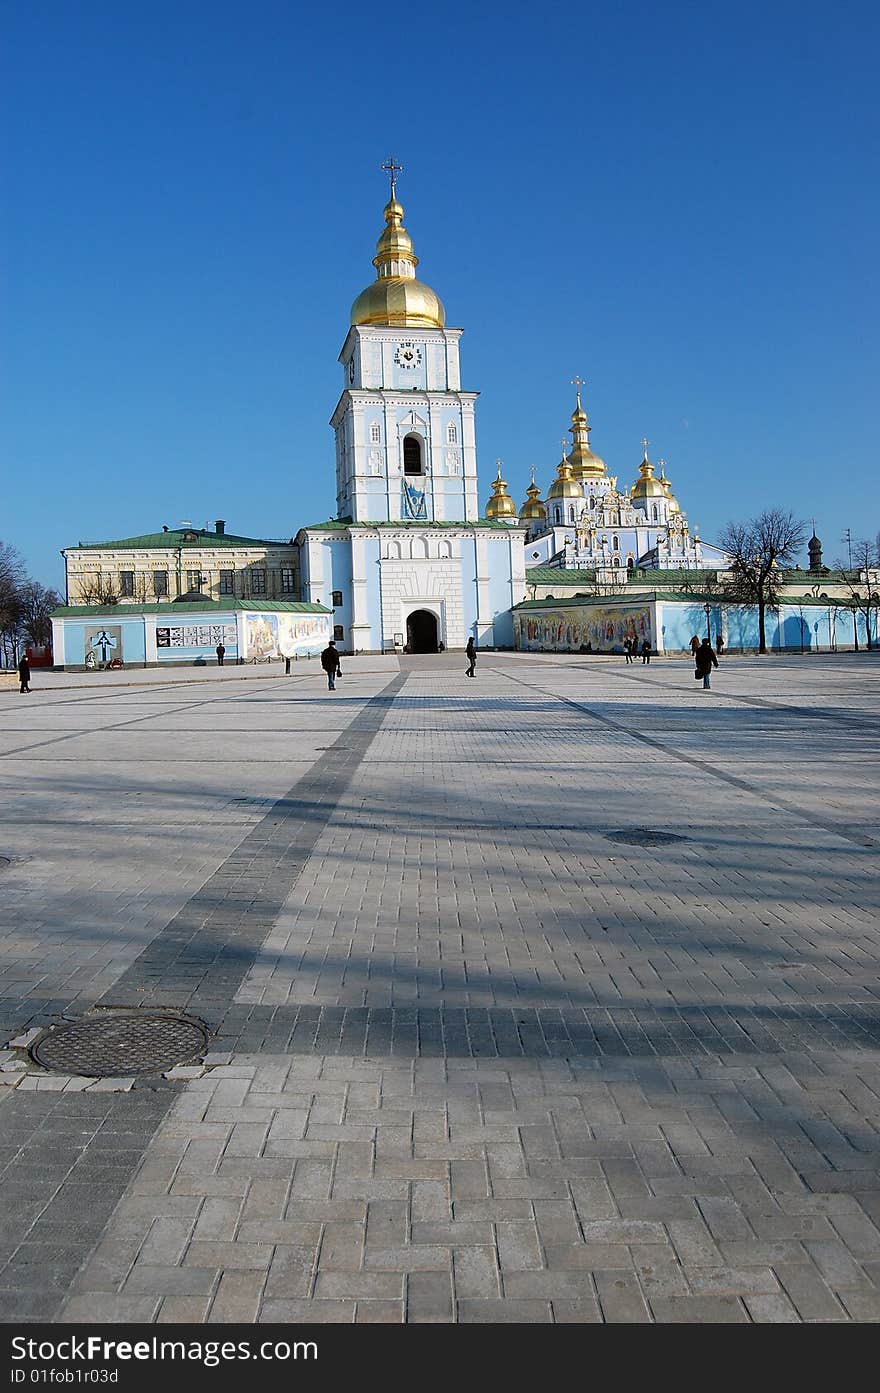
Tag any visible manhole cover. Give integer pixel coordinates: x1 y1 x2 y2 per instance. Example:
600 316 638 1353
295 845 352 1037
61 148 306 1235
31 1013 209 1077
606 828 688 848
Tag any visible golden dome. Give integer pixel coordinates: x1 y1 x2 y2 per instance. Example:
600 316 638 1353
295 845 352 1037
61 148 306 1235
547 456 586 501
631 447 667 499
568 396 608 481
485 464 518 519
520 480 547 520
351 195 445 329
658 463 681 515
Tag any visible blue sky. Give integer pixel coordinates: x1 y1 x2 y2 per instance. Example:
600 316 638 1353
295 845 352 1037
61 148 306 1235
4 0 878 588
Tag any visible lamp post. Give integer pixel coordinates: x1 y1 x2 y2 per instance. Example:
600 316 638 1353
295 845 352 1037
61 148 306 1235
704 601 711 643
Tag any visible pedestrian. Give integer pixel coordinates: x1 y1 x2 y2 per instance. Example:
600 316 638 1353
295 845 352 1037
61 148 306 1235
641 639 652 664
284 655 292 675
216 643 225 667
465 637 477 678
321 640 341 691
18 655 31 694
716 632 724 657
624 637 634 664
438 640 445 653
695 636 719 689
689 635 700 656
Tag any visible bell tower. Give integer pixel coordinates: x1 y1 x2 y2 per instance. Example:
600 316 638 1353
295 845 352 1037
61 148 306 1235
330 161 480 524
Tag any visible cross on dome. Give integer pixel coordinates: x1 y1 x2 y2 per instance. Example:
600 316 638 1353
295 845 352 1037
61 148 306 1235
570 374 586 408
381 155 404 198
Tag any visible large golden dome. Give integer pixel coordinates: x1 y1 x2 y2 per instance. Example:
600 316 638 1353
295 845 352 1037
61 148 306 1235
351 195 445 329
568 398 608 481
547 457 586 501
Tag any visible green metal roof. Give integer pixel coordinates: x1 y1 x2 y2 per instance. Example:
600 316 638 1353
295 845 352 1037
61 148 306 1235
67 528 292 551
51 600 330 618
525 567 597 583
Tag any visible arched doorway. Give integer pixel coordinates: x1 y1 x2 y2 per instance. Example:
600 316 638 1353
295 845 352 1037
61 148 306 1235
406 610 439 653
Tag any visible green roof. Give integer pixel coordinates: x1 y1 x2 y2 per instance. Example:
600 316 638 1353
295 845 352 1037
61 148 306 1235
51 600 330 618
525 567 597 583
67 528 292 551
300 519 524 533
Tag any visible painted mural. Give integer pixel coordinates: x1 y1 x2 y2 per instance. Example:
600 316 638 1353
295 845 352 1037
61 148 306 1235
515 605 652 653
245 612 330 659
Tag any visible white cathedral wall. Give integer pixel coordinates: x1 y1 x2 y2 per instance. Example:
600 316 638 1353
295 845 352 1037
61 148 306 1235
378 554 467 648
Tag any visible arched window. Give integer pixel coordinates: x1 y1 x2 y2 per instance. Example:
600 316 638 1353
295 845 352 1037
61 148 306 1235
370 422 381 444
446 423 458 445
589 496 595 509
652 505 659 521
569 506 575 523
626 556 634 570
612 535 619 551
555 507 561 524
403 435 423 475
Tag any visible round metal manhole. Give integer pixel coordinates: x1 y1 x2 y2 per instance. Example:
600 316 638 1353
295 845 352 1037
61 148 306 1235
606 828 689 848
31 1013 209 1077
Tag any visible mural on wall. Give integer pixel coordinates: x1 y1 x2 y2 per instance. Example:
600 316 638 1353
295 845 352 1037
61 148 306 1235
156 623 236 649
514 605 652 653
85 625 122 667
245 613 330 659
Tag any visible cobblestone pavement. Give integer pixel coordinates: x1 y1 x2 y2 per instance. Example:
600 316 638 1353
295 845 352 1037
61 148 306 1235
1 653 879 1323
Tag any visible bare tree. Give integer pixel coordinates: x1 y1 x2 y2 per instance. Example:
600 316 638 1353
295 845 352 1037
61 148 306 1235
18 582 63 648
717 509 807 654
76 573 120 606
0 541 27 666
831 537 880 651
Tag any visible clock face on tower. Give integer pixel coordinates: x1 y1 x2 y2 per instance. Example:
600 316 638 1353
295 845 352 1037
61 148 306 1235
394 341 422 369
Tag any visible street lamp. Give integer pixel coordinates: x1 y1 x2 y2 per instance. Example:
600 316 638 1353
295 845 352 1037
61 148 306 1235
704 601 711 643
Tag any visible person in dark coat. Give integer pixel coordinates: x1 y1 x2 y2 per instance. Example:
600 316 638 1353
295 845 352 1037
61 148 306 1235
695 637 719 689
18 656 31 694
623 637 633 664
216 643 225 667
465 637 477 678
641 639 652 664
321 641 341 690
689 635 700 656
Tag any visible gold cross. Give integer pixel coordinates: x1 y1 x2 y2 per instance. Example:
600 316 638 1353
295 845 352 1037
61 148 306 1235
381 155 403 197
641 437 649 455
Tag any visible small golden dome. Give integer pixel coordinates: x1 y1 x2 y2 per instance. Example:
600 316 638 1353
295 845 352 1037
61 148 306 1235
351 195 445 329
631 448 667 499
520 480 547 520
547 457 586 501
485 464 518 519
659 464 681 515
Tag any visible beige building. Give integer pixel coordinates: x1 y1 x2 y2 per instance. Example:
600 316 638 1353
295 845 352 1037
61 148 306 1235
62 521 300 607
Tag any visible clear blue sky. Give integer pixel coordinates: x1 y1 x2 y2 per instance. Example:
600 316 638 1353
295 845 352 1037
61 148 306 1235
4 0 878 589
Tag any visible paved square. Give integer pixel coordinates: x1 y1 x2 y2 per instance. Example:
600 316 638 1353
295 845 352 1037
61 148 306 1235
1 652 879 1322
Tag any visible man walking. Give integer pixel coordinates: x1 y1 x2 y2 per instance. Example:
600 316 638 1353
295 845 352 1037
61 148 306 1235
624 637 634 664
465 637 477 678
641 638 652 664
216 642 225 667
695 636 719 689
321 640 341 691
18 655 31 694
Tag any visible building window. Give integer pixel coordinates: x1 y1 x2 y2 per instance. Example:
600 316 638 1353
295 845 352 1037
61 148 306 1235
612 535 619 551
119 571 134 597
403 434 423 475
370 422 381 443
251 569 267 595
333 625 344 642
447 423 457 445
153 570 168 597
331 590 343 608
219 570 234 594
281 567 295 593
187 569 205 593
627 556 634 570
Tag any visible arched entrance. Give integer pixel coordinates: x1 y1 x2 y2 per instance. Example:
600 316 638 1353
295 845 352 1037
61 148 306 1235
406 609 439 653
